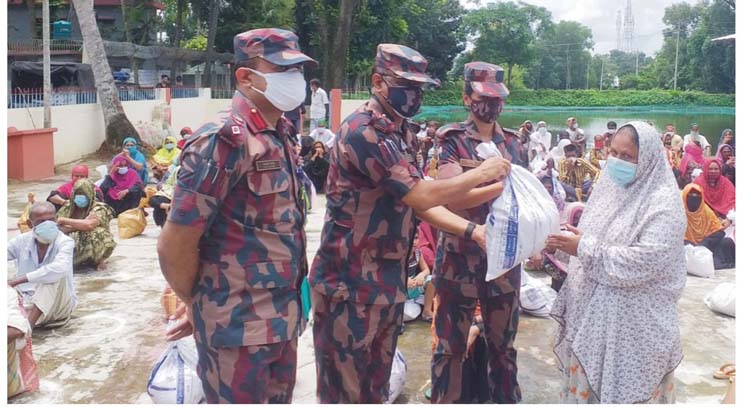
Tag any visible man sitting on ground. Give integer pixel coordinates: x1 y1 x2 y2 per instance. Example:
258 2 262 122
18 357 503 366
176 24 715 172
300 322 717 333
8 202 78 329
558 143 600 202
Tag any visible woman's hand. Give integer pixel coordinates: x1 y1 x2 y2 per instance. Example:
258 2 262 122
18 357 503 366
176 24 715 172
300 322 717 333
165 303 194 342
117 190 128 200
546 224 582 256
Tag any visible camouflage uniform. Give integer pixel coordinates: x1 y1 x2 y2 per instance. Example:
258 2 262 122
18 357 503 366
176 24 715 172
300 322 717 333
308 44 438 404
430 62 523 404
167 28 316 404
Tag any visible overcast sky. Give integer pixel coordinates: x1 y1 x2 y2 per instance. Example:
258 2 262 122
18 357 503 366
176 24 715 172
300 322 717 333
460 0 709 56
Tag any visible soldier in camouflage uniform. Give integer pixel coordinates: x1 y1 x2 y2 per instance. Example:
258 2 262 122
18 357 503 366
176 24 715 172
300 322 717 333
430 61 524 404
308 45 510 404
157 28 316 404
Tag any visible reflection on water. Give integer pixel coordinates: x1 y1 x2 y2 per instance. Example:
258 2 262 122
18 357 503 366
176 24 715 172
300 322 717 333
415 106 735 153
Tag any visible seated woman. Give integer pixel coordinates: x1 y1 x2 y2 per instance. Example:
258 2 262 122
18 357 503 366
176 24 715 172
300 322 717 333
715 144 735 185
303 141 330 193
683 183 735 270
56 179 117 270
100 156 145 216
150 136 181 181
149 159 180 228
678 142 704 189
403 231 435 323
694 158 735 218
118 137 149 184
47 164 104 212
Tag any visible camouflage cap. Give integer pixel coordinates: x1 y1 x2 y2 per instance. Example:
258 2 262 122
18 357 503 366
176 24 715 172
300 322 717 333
464 61 509 99
374 44 440 86
234 28 317 67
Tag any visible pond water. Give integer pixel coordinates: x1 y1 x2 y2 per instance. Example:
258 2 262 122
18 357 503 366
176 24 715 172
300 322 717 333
414 106 735 154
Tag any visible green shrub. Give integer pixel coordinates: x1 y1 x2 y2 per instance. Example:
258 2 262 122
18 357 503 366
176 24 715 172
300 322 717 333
422 88 735 107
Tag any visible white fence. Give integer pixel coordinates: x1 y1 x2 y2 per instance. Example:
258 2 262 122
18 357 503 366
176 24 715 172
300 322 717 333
7 88 232 166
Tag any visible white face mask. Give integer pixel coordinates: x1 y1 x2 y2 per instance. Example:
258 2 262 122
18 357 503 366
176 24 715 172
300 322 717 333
249 68 306 112
539 128 547 135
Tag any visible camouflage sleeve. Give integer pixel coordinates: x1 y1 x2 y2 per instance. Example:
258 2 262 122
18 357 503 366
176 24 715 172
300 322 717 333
167 135 237 231
436 133 462 181
344 124 419 200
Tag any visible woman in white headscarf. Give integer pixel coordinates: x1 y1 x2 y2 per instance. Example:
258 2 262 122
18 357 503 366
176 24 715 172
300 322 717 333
545 121 686 404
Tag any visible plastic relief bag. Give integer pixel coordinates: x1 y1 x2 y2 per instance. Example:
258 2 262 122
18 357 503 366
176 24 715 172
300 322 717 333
685 245 715 278
703 282 735 317
117 207 147 239
478 142 560 281
147 323 205 404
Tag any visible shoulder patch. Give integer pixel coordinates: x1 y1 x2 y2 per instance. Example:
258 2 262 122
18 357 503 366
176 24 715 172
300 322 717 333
436 122 466 142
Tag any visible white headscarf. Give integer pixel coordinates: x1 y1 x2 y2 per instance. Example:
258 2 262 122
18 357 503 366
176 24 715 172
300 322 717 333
550 121 687 403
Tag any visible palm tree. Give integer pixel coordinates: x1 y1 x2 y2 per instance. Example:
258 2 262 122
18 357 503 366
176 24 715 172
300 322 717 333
72 0 139 150
203 0 220 88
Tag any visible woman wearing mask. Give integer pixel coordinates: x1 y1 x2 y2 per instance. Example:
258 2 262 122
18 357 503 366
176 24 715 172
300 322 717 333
118 137 149 184
47 164 104 212
546 122 686 404
150 136 181 180
682 184 734 269
101 156 145 216
694 158 735 218
56 179 117 271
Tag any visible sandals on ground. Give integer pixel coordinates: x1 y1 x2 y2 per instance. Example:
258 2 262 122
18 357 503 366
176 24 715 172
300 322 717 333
714 363 736 380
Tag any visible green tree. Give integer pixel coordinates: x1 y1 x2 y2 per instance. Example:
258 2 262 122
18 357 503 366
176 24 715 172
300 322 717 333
402 0 466 82
464 2 551 89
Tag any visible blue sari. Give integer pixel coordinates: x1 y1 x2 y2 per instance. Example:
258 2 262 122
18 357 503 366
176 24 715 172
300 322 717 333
120 137 149 184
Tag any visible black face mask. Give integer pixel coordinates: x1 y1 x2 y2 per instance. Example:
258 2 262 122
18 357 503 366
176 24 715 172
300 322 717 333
686 195 702 212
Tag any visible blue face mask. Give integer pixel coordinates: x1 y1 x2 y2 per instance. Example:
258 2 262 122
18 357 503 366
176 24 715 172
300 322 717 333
607 156 637 186
127 146 137 155
33 220 59 244
165 143 175 151
74 194 90 208
117 167 129 175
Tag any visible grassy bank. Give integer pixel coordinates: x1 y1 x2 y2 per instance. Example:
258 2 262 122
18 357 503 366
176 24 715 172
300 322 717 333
421 88 735 107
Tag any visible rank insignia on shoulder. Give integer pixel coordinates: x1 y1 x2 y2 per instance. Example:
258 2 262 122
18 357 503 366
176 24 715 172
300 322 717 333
256 160 282 171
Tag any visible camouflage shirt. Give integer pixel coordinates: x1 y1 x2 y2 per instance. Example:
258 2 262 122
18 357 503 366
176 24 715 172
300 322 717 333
434 119 522 298
309 97 423 305
168 91 307 347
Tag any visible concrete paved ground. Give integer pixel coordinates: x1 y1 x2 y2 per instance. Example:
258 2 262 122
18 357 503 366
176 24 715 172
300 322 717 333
8 159 734 404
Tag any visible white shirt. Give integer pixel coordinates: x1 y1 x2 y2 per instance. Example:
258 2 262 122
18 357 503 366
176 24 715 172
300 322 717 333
8 231 78 308
309 127 336 149
310 88 329 119
684 132 710 151
529 128 552 151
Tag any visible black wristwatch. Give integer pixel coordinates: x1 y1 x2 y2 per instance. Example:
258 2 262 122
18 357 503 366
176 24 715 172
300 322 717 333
464 222 477 240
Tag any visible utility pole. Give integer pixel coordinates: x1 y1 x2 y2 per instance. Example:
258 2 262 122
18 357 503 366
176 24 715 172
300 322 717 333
565 44 570 90
586 61 590 89
673 29 680 90
635 51 639 76
43 0 52 127
600 58 605 90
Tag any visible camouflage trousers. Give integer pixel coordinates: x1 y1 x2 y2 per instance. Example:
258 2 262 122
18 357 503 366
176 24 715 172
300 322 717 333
430 285 522 404
195 338 298 403
311 290 404 403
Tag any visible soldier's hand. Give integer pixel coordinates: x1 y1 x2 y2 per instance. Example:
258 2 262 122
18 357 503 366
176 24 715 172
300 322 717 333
478 156 511 182
472 224 487 251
